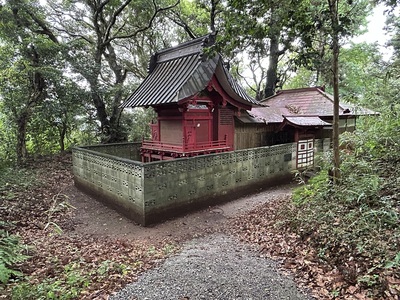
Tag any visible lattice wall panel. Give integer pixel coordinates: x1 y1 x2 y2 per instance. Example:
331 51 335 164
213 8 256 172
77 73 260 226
73 139 327 224
142 142 299 212
83 142 141 161
73 148 144 208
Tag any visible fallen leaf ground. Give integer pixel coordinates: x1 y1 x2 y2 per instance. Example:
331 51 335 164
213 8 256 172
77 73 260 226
1 155 179 299
228 198 377 300
1 154 397 299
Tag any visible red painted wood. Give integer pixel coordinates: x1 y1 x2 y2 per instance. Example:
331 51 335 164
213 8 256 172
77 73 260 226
150 123 159 141
142 78 249 161
208 76 252 111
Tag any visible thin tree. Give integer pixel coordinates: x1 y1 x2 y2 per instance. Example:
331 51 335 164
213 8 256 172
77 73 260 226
328 0 341 183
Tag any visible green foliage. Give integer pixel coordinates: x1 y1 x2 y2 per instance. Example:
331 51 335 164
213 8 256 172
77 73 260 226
10 258 137 299
170 0 211 39
126 107 156 141
0 167 38 190
292 170 330 205
282 67 318 90
11 264 90 300
286 108 400 295
0 0 68 163
0 107 16 167
0 230 29 284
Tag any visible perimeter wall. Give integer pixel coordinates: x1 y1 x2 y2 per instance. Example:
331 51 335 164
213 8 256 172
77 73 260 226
73 139 330 226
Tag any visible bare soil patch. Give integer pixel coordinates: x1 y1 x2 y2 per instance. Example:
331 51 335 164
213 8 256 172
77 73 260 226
66 179 295 244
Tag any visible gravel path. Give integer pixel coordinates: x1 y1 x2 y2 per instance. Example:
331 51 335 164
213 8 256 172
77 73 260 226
110 233 312 300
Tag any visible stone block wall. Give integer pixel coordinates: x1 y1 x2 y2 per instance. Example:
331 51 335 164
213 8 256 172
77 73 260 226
72 147 145 224
73 140 328 226
141 143 297 224
82 142 141 161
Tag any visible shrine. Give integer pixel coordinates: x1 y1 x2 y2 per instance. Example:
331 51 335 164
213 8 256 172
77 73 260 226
73 36 379 225
120 34 259 162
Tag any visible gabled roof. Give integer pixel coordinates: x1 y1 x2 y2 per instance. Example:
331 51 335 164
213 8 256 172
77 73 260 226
121 35 258 108
248 87 378 124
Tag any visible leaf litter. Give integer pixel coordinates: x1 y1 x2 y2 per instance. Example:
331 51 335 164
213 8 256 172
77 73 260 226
227 195 399 300
1 154 398 299
0 154 178 299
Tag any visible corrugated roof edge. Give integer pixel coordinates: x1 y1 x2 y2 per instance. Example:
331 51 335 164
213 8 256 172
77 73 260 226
216 56 260 106
120 33 259 109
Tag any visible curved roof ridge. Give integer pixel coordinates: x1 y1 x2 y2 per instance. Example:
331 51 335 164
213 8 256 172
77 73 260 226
120 36 258 108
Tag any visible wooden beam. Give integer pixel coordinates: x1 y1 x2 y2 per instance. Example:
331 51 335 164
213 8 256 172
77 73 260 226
207 76 252 111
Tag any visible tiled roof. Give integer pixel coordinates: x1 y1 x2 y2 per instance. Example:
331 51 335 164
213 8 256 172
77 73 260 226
247 106 284 124
262 87 344 116
248 87 378 124
121 35 257 108
284 116 332 127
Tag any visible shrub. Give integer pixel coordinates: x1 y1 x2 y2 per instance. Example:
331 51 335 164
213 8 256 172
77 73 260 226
0 229 29 284
286 111 400 297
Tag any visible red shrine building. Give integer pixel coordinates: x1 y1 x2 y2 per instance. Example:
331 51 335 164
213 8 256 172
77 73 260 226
120 35 259 162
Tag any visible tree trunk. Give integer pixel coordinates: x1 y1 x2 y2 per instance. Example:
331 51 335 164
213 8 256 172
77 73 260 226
104 43 128 143
86 40 126 143
330 0 341 183
264 5 282 99
264 35 280 98
210 0 219 33
90 88 111 132
59 122 67 152
16 110 29 165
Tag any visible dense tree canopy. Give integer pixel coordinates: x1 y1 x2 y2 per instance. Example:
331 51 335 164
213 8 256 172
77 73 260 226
0 0 398 165
0 0 63 164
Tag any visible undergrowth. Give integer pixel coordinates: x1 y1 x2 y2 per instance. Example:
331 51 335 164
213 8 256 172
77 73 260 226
286 113 400 297
0 168 36 288
0 227 29 285
0 167 39 193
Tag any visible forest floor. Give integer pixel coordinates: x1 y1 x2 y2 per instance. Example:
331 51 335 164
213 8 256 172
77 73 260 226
1 153 381 299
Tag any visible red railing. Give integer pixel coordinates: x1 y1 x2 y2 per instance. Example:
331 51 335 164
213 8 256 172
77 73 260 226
141 139 230 155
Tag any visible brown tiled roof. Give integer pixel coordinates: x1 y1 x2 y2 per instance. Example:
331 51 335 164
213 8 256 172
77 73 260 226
263 87 344 116
248 87 378 124
120 35 258 108
284 116 332 127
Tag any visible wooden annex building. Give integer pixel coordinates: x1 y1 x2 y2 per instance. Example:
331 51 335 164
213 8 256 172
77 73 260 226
121 34 377 164
241 87 377 168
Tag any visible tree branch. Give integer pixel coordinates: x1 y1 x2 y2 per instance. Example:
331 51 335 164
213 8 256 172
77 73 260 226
26 11 59 44
107 0 180 43
166 14 197 39
235 67 258 94
92 0 111 41
103 0 133 44
52 27 94 44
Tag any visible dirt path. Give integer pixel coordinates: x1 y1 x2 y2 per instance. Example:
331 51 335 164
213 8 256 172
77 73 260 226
64 182 313 299
66 183 295 244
